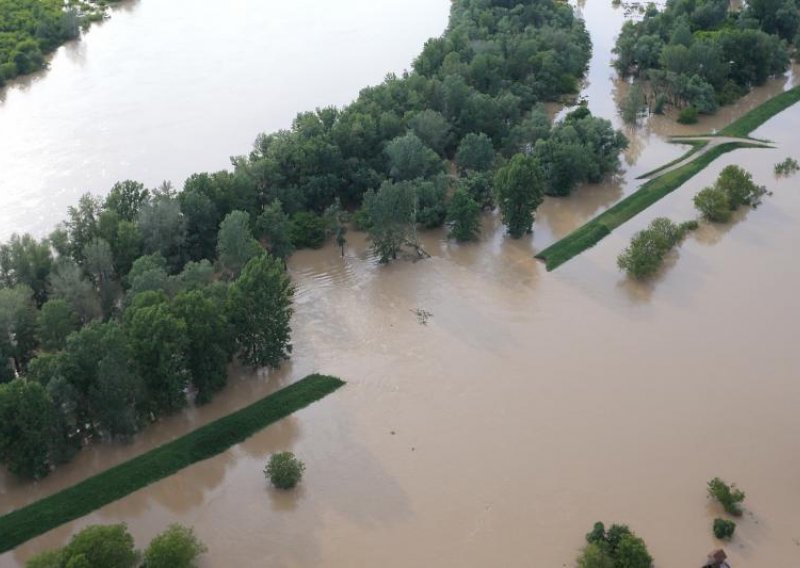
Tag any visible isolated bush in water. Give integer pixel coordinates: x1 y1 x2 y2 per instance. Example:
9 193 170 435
578 522 653 568
694 165 767 222
143 524 207 568
265 452 305 490
708 477 745 516
713 518 736 540
617 218 696 279
694 186 731 223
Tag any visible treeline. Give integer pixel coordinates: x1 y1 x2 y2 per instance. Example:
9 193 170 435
0 183 294 480
0 0 119 87
614 0 796 117
0 0 629 480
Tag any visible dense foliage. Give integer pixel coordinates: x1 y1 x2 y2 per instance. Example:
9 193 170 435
578 522 653 568
614 0 795 117
713 518 736 540
693 165 767 222
0 375 344 553
617 217 697 279
265 451 305 490
708 477 746 516
26 523 206 568
0 0 120 87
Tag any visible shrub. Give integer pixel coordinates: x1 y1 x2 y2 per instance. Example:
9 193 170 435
774 157 799 176
708 477 745 516
265 452 305 490
352 207 372 231
144 524 207 568
653 94 668 115
578 522 653 568
713 518 736 540
693 186 731 222
617 217 695 279
677 106 698 124
289 212 326 249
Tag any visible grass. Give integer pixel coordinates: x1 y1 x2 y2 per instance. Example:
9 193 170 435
0 374 345 553
719 86 800 138
537 86 800 271
536 143 749 270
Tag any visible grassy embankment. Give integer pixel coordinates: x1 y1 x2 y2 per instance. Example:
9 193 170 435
0 374 345 553
536 86 800 271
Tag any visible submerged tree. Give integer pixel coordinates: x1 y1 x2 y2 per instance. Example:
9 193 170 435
363 181 417 263
447 189 481 242
494 154 544 238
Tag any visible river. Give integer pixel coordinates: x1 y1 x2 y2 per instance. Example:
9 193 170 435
2 0 800 567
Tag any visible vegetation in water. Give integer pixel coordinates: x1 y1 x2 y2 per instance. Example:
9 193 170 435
713 518 736 540
0 0 121 87
0 375 344 553
708 477 746 516
694 165 767 222
613 0 795 119
26 523 206 568
265 452 306 490
577 522 653 568
774 157 800 176
617 217 698 279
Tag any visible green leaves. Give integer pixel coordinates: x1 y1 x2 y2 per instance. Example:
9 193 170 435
494 153 544 238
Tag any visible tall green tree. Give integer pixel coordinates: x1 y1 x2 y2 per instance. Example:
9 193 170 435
0 379 56 479
226 254 293 369
494 154 544 238
104 180 150 222
216 210 261 279
363 181 417 263
0 233 53 307
37 299 78 352
90 351 144 441
0 285 38 379
385 132 443 181
447 189 481 242
256 200 294 263
143 524 207 568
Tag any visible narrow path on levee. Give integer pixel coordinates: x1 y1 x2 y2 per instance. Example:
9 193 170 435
641 136 773 180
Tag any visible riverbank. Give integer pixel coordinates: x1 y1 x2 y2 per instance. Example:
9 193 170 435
536 86 800 270
0 374 344 553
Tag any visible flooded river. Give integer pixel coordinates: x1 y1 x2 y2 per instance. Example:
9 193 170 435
2 0 800 567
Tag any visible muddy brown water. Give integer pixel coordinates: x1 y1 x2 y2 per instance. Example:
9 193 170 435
2 0 800 567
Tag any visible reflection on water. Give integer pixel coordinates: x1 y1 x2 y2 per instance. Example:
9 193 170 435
2 0 800 567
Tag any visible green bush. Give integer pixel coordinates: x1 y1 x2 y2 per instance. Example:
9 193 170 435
713 518 736 540
677 106 699 124
617 217 695 279
143 524 207 568
352 207 373 231
579 522 653 568
774 157 800 176
708 477 745 516
289 212 326 249
693 186 731 222
265 452 305 490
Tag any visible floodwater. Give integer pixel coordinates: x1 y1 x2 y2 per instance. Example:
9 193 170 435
0 0 450 241
3 0 800 567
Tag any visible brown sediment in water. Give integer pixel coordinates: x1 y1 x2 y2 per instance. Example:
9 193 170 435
2 1 800 567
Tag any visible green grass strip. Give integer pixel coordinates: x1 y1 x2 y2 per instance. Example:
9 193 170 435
536 143 748 270
0 374 345 553
719 85 800 138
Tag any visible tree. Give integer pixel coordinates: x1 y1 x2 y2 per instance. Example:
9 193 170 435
385 132 443 181
171 290 232 404
708 477 745 516
0 379 57 479
0 285 38 379
169 260 214 294
90 350 144 440
577 543 614 568
363 181 417 263
48 259 101 324
713 518 736 540
265 452 305 489
60 524 138 568
0 233 53 307
408 109 452 156
716 165 764 208
143 524 207 568
124 293 189 414
447 189 481 242
256 200 294 263
579 522 653 568
179 190 220 262
694 186 731 222
289 212 327 249
63 194 102 263
622 84 646 124
37 299 78 352
216 210 261 279
226 254 293 369
137 195 187 271
494 154 544 238
83 238 118 319
617 218 694 279
104 180 150 222
456 132 496 173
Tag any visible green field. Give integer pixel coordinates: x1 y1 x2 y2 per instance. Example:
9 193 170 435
536 86 800 271
0 374 345 553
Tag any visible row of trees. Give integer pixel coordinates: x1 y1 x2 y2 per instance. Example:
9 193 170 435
0 181 294 479
0 0 120 86
27 523 205 568
617 217 698 280
614 0 795 117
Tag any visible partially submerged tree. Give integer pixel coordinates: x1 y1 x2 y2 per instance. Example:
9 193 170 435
494 154 544 238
